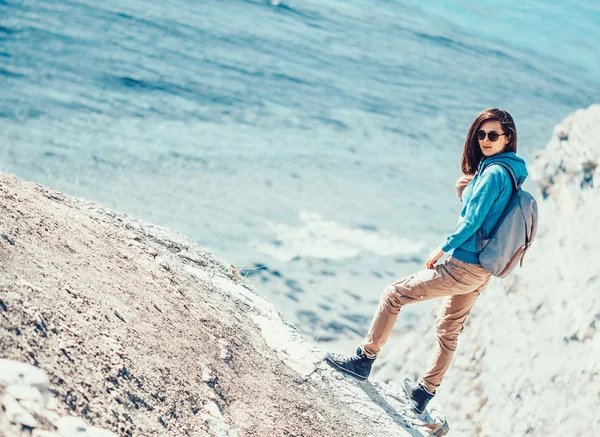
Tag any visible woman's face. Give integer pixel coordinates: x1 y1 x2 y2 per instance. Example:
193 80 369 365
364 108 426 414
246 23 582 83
478 120 510 157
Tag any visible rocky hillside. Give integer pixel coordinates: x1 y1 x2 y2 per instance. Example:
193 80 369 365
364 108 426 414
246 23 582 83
374 104 600 436
1 173 449 437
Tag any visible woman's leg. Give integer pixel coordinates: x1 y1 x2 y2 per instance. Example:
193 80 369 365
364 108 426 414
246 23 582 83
325 257 489 383
360 278 421 358
361 258 481 358
420 276 490 393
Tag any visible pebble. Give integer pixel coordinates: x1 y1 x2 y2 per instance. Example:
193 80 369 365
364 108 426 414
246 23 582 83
203 401 222 419
201 367 212 382
65 288 79 297
43 409 62 426
34 312 46 327
217 339 231 361
6 384 44 402
128 222 141 231
6 384 45 413
1 232 16 245
113 310 126 323
201 414 239 437
1 392 39 428
0 360 119 436
0 359 50 392
104 337 120 346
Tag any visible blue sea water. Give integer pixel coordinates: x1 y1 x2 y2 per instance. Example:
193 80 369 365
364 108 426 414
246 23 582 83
1 0 599 340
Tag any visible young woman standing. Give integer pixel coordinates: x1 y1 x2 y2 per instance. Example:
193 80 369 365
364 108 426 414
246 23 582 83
325 108 529 414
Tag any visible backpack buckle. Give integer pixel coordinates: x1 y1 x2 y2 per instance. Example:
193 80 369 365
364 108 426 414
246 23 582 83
520 243 531 268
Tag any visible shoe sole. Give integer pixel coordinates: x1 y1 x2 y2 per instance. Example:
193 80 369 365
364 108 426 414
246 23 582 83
324 354 368 381
402 379 425 414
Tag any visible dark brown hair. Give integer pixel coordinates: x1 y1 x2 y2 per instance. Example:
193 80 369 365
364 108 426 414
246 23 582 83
461 108 517 175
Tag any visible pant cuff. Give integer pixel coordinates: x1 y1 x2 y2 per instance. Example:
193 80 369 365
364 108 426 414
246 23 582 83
360 345 378 359
419 379 437 394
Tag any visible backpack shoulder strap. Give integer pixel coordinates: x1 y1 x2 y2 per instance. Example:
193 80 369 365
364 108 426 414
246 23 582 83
484 162 520 190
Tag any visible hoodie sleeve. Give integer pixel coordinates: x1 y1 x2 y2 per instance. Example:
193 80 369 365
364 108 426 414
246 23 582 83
441 166 507 252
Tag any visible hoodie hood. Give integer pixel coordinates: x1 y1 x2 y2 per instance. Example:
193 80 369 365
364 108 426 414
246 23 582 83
480 152 528 187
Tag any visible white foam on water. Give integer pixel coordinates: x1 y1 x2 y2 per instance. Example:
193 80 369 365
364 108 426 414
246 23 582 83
252 211 426 261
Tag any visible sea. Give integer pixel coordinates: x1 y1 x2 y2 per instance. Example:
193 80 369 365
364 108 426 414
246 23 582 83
1 0 599 342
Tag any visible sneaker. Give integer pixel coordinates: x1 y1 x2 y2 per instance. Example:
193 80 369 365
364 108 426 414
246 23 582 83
324 347 376 380
402 379 435 414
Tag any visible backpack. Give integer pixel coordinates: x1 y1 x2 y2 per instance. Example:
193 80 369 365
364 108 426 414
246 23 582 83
477 162 538 277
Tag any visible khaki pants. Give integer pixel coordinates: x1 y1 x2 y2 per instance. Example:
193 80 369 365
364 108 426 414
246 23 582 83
361 257 491 393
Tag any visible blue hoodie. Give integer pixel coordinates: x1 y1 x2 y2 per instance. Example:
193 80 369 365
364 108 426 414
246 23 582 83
441 152 528 264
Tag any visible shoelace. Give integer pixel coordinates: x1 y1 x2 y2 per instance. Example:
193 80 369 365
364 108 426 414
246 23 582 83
329 352 363 362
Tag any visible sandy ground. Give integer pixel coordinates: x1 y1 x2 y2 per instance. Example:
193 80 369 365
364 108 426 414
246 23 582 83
0 173 448 437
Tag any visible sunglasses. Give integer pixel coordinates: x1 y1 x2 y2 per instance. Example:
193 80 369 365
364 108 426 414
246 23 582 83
477 130 506 142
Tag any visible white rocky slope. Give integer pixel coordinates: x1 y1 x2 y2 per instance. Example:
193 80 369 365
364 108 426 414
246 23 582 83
374 104 600 436
1 172 450 437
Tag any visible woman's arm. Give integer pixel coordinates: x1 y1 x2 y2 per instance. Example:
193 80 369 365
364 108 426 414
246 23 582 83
441 166 507 252
425 174 475 268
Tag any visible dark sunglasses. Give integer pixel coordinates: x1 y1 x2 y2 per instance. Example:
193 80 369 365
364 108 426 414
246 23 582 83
477 130 506 142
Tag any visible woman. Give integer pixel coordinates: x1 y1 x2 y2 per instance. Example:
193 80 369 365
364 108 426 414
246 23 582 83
325 108 528 414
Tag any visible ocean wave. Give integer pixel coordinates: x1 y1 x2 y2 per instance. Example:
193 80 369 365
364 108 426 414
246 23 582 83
252 211 426 261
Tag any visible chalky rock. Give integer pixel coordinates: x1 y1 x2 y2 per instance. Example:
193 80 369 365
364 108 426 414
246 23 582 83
1 392 39 428
0 360 50 392
201 414 239 437
0 360 119 437
5 385 45 414
0 360 52 407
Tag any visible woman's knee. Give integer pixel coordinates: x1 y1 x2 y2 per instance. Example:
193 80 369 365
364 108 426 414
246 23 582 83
382 283 400 305
378 283 406 313
382 278 419 310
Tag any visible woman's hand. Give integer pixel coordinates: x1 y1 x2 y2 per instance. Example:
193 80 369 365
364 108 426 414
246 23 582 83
426 248 445 269
456 174 474 200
